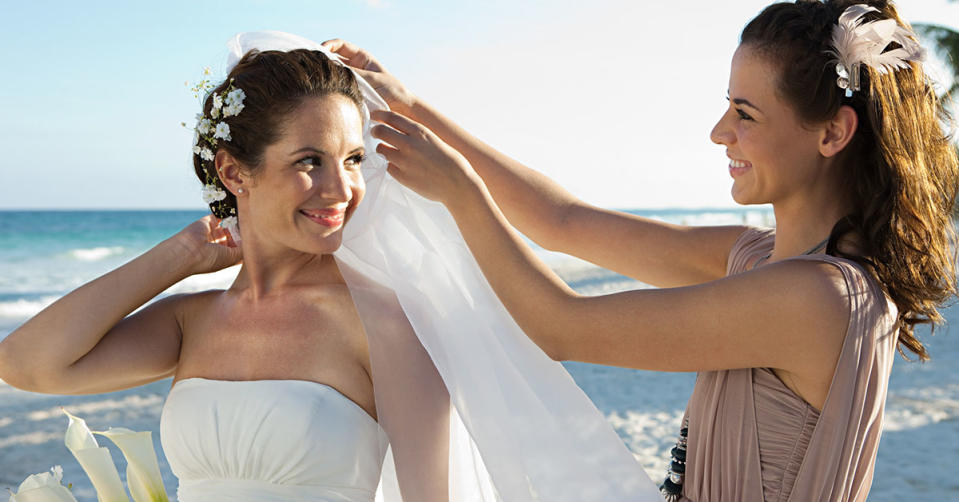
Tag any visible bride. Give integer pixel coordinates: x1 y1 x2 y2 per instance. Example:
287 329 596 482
0 32 661 501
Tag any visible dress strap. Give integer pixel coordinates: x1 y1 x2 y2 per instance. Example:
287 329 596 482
727 227 776 275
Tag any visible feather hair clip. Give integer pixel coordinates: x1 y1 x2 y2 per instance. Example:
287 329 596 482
828 4 926 97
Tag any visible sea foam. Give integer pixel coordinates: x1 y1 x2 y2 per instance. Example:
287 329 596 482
0 297 58 319
68 246 125 261
883 385 959 431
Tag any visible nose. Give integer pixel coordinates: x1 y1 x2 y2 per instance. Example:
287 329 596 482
710 108 735 146
316 164 353 203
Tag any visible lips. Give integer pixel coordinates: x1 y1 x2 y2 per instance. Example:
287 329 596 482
300 208 346 228
728 158 752 177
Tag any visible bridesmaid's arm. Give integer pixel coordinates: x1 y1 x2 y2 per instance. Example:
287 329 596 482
401 99 747 288
370 111 848 379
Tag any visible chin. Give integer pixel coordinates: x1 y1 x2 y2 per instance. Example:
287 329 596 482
730 184 764 206
731 186 749 205
303 233 344 256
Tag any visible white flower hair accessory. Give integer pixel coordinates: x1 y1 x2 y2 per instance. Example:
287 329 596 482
182 71 247 236
213 122 232 141
200 184 227 204
828 4 926 97
223 88 246 117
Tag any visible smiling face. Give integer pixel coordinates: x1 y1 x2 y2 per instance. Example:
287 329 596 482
239 94 366 255
709 44 827 206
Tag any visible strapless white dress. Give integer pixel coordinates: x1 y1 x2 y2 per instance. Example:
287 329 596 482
160 378 388 502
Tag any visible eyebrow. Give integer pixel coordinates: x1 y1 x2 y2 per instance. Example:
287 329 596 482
727 94 762 113
289 146 365 156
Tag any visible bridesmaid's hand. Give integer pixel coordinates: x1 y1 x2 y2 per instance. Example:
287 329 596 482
166 215 242 275
322 39 417 115
371 110 483 206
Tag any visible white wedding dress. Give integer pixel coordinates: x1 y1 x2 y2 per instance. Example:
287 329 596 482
160 378 388 502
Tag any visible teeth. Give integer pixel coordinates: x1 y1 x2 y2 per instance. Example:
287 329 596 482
730 160 749 168
301 209 343 218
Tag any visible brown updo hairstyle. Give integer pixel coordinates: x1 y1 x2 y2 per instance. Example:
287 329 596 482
741 0 959 360
192 49 364 219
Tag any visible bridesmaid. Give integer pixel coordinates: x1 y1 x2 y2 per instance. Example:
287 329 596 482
326 0 958 499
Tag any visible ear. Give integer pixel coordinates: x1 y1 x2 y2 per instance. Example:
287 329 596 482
819 105 858 158
214 150 249 196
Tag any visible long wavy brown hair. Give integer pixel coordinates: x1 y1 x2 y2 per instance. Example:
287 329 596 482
742 0 959 360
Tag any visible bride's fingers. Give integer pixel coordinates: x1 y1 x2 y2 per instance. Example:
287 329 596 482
210 225 231 245
223 230 238 249
199 214 217 231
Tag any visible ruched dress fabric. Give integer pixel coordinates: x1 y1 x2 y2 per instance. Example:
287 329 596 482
680 227 899 502
160 378 388 502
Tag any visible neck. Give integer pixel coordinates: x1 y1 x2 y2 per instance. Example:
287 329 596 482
768 180 849 264
230 230 337 300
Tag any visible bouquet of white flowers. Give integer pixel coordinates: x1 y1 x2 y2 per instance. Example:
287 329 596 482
7 409 169 502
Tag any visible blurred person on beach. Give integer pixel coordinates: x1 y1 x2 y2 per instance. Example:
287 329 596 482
327 0 959 499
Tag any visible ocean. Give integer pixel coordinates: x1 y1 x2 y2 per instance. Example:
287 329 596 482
0 209 956 500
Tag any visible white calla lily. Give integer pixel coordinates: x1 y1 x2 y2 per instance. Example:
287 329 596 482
93 428 170 502
8 466 78 502
62 410 129 502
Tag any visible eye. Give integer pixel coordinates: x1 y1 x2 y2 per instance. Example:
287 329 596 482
736 109 754 121
295 155 321 171
346 153 366 169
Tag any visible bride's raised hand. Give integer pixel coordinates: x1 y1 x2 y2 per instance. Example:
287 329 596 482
371 110 482 206
321 39 417 115
167 215 243 275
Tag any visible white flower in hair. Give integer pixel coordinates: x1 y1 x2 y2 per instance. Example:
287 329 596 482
212 93 223 111
200 147 215 161
223 88 246 117
223 102 244 117
214 122 232 141
201 184 227 204
196 118 213 135
225 88 246 107
193 145 202 155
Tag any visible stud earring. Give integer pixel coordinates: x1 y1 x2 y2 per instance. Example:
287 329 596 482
237 188 245 194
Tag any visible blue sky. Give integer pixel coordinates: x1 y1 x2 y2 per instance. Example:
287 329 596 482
1 0 957 209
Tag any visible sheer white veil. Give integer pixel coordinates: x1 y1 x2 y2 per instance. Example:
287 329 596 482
226 31 660 501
